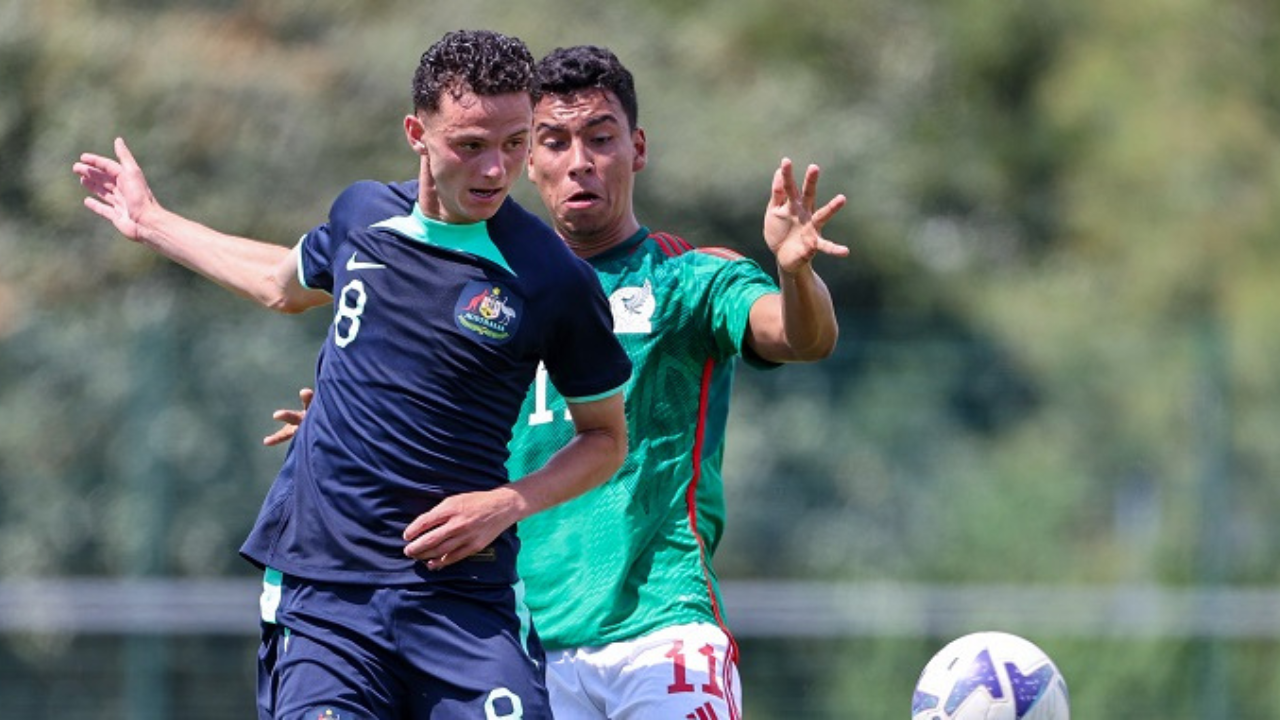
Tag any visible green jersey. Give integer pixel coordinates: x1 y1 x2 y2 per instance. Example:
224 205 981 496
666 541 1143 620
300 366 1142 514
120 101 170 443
507 228 779 651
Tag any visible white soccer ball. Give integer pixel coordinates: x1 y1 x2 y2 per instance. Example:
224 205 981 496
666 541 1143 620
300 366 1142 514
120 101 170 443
911 631 1070 720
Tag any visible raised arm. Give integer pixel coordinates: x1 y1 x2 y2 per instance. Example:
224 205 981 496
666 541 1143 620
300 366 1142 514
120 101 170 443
401 392 627 571
74 137 329 314
745 157 848 363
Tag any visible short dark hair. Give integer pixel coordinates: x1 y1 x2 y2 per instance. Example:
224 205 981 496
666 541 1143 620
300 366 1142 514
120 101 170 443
412 30 535 113
533 45 639 131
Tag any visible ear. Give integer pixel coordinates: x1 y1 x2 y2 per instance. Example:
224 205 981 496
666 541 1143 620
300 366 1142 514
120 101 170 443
404 114 428 154
631 127 648 173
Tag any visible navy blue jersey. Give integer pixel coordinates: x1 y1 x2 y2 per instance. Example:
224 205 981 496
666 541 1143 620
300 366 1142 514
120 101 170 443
240 181 631 586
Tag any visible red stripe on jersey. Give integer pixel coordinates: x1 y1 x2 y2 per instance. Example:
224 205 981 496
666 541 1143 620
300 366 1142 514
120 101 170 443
650 231 693 257
695 246 745 261
686 358 742 720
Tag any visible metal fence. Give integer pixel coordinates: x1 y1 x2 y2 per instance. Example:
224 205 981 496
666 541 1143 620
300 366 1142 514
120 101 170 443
4 578 1279 638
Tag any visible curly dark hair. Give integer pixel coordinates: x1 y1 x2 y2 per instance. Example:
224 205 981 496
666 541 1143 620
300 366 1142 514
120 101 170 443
533 45 639 131
412 30 535 113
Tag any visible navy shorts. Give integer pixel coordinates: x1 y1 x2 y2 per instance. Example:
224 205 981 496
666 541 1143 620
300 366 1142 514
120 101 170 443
257 570 549 720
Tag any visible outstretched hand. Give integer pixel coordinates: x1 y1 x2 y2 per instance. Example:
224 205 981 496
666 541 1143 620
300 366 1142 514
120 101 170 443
263 388 314 446
73 137 160 241
763 158 849 275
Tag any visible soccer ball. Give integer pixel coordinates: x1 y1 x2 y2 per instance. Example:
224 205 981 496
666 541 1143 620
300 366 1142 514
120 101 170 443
911 631 1070 720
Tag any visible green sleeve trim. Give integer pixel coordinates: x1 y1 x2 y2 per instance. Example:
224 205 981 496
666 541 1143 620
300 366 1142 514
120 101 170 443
294 237 312 290
260 567 283 624
562 382 628 405
263 567 283 586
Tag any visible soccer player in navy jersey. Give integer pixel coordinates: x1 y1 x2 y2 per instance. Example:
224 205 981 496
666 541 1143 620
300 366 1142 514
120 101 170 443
74 30 630 720
268 45 848 719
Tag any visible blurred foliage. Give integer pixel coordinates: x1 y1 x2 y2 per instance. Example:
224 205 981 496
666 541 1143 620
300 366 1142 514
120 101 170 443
2 0 1280 717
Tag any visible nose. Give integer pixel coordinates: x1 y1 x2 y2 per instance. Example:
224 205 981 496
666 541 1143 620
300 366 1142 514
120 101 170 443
480 148 508 180
568 141 594 178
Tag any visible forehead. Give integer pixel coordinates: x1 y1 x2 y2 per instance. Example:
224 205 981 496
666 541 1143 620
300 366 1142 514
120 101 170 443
533 89 627 129
425 90 533 136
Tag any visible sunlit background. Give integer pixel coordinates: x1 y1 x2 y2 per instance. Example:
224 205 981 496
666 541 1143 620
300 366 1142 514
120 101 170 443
3 0 1280 717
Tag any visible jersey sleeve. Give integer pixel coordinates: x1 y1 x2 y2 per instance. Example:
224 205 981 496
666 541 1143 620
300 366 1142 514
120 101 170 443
297 222 336 293
543 261 633 402
297 183 369 293
694 250 781 369
297 180 415 293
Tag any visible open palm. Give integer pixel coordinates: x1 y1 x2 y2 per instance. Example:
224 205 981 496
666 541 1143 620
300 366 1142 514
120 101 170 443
763 158 849 274
73 137 158 242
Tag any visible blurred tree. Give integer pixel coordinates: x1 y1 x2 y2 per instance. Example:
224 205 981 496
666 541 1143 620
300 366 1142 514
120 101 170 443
3 0 1280 716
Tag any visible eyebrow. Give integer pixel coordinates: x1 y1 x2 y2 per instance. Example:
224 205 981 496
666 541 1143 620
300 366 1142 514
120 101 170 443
534 113 622 133
451 127 530 144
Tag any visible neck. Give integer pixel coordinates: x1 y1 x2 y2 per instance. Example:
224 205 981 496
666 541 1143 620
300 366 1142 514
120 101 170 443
560 217 642 259
417 178 446 223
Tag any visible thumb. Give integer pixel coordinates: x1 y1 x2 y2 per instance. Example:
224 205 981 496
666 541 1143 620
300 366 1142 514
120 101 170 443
114 137 138 169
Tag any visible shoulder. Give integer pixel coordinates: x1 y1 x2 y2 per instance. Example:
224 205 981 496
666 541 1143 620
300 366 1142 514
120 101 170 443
490 199 596 283
639 231 775 306
330 180 417 225
645 230 749 267
694 246 749 262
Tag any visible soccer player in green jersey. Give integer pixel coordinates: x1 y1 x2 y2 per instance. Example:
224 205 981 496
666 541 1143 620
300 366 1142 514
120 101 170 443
515 45 845 720
268 44 847 719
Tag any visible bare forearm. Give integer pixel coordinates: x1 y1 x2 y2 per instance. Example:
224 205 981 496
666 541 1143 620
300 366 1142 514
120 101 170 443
776 262 839 360
507 426 627 521
135 206 313 313
744 259 841 364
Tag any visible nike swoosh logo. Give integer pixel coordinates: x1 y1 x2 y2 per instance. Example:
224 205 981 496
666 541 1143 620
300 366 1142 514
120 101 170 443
346 252 387 271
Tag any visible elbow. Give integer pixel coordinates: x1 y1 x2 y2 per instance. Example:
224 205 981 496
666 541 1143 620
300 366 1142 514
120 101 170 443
611 429 630 472
811 328 839 360
261 282 315 315
599 424 629 482
792 325 839 362
269 297 310 315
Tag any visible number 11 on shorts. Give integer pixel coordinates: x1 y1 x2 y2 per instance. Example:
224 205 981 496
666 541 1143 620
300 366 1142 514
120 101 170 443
665 640 725 698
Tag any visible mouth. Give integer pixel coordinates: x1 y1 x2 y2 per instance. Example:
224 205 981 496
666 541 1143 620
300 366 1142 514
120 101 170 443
471 188 504 201
564 190 600 209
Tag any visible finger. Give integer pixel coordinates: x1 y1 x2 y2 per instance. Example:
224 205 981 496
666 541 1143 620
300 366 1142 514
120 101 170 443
299 387 314 410
270 410 304 424
428 551 474 570
811 194 847 229
801 164 821 212
425 538 487 570
406 527 461 568
815 238 851 257
74 165 115 195
404 528 443 557
404 528 442 560
403 507 446 543
770 164 787 208
778 157 799 205
262 426 297 447
77 153 123 176
114 137 138 170
83 197 118 221
72 161 95 180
